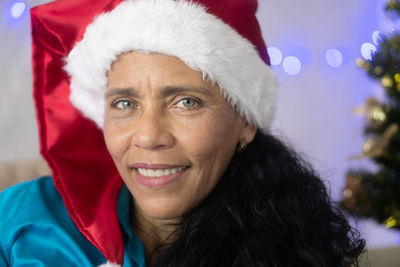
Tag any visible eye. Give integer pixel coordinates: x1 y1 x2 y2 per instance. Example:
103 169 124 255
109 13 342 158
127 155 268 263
112 99 135 110
176 97 199 109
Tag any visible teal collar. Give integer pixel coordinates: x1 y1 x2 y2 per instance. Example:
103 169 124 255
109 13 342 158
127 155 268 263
117 185 146 267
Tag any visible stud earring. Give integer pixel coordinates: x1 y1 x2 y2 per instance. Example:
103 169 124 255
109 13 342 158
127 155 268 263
237 140 248 152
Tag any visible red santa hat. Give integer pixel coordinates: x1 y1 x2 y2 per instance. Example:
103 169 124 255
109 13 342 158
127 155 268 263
30 0 276 265
65 0 277 132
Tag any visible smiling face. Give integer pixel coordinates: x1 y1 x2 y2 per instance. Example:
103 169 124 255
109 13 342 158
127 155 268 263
104 51 256 224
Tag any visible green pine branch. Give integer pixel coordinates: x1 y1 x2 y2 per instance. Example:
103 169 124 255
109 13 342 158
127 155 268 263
385 0 400 16
341 169 400 230
342 0 400 229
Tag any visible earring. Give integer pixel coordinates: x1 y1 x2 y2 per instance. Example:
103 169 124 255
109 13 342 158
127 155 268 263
237 140 247 152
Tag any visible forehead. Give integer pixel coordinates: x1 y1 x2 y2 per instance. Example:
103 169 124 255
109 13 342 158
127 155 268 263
108 51 207 88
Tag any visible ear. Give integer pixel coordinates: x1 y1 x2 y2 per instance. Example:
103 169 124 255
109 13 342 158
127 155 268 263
239 120 257 144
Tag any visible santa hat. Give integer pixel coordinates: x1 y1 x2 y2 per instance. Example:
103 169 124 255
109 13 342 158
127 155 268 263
65 0 277 132
30 0 276 265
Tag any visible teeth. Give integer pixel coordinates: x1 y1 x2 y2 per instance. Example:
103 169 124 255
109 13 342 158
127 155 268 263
137 167 186 177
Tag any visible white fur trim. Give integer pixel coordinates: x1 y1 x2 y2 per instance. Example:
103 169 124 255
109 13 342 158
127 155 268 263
65 0 277 133
98 262 121 267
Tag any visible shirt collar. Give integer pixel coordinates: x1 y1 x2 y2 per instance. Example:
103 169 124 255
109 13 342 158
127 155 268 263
117 185 146 267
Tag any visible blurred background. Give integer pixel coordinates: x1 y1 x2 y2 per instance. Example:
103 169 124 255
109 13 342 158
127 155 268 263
0 0 399 265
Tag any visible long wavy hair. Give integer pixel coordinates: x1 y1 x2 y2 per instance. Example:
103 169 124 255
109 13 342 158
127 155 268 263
150 131 365 266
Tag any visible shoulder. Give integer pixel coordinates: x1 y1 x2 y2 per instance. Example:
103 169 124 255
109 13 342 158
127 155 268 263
0 177 57 229
0 177 65 237
1 176 59 213
0 177 105 265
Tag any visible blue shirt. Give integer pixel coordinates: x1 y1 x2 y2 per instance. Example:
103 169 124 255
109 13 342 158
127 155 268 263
0 176 146 266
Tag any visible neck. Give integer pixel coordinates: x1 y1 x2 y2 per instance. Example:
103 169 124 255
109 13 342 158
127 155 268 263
131 205 181 259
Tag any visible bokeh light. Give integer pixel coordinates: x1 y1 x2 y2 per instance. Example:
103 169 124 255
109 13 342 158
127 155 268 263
282 56 301 75
10 1 26 19
372 30 381 45
361 42 377 61
325 49 343 68
267 47 283 66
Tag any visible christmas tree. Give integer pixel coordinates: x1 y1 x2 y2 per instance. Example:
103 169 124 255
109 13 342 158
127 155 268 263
341 0 400 230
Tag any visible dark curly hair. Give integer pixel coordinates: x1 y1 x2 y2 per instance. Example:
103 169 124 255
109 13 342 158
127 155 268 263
150 131 365 266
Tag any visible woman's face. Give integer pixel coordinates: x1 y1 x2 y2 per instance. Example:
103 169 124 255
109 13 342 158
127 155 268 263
104 51 255 222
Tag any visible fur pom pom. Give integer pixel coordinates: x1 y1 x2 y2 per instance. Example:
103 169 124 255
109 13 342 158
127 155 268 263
98 261 121 267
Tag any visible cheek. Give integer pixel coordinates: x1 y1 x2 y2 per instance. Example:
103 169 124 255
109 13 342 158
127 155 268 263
179 109 240 167
103 119 130 164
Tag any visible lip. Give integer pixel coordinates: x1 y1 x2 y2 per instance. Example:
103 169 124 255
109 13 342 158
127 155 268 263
131 163 185 169
131 163 190 188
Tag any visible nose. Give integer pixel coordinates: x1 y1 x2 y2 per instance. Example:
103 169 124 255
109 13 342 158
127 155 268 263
131 108 174 150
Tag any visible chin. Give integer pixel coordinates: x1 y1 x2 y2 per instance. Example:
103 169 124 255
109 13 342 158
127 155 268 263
133 194 193 221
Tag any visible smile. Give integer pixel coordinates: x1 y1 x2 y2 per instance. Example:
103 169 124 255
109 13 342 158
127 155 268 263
131 163 190 188
137 167 187 177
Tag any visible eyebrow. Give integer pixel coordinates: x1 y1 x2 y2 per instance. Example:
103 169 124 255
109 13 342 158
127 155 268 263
105 88 139 99
105 85 212 99
160 86 212 98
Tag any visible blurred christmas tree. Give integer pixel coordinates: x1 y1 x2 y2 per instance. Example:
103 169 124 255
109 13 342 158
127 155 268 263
341 0 400 230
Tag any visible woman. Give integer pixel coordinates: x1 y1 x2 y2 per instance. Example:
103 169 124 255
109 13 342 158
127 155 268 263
0 0 364 266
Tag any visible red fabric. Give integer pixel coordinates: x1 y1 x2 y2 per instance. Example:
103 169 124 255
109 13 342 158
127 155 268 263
194 0 271 65
31 0 125 263
30 0 269 264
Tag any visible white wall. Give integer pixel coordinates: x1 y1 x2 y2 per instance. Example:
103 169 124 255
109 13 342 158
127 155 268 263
0 0 52 162
0 0 398 249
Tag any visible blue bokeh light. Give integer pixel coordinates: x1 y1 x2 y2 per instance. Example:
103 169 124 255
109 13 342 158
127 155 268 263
267 47 283 66
282 56 301 75
10 1 27 19
325 49 343 68
361 42 377 60
372 30 381 45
